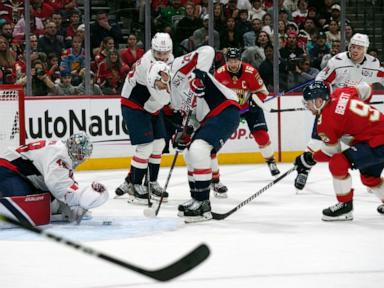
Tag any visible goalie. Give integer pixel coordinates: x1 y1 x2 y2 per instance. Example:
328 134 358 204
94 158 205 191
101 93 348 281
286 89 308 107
0 132 109 226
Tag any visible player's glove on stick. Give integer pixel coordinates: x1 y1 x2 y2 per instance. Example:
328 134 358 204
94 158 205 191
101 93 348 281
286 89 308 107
172 126 194 151
190 69 207 97
294 152 316 173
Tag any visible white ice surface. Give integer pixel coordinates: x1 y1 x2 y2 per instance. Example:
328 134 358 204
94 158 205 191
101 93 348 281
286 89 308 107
1 163 384 288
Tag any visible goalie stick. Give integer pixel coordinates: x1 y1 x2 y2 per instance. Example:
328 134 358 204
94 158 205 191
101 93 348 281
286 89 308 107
211 166 296 220
0 214 210 281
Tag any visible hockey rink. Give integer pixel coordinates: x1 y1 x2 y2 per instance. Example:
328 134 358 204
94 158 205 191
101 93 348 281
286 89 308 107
1 162 384 288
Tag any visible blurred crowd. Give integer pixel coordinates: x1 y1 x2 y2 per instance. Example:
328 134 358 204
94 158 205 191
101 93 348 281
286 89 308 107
0 0 382 96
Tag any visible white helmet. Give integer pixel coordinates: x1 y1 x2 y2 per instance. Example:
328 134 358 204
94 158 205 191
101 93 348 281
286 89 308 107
66 131 93 168
349 33 369 52
151 32 173 52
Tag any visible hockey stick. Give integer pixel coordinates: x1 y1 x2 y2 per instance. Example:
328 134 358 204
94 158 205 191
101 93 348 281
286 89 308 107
211 166 296 220
0 214 210 281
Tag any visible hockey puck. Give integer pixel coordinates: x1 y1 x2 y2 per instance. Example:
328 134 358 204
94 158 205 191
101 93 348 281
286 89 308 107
102 221 112 225
143 208 156 218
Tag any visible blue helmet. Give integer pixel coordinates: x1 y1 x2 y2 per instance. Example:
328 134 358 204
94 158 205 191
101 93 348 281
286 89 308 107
303 81 330 101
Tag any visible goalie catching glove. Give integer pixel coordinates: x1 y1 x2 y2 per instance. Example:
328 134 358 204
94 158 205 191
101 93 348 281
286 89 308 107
172 125 194 151
294 152 316 172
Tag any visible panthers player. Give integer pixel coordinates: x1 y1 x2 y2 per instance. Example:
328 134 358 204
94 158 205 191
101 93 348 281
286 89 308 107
215 48 280 181
0 132 108 226
296 33 384 191
116 33 174 204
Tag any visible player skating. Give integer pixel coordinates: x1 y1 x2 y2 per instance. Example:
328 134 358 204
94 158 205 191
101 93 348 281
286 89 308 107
295 33 384 191
0 132 108 225
295 81 384 221
115 33 174 204
215 48 280 179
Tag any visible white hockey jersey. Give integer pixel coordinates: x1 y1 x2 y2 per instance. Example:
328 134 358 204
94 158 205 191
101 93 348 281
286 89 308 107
1 140 106 209
316 52 383 90
170 46 239 123
121 50 174 113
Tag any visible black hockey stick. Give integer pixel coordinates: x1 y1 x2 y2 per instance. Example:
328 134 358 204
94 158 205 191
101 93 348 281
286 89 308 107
212 166 297 220
270 107 306 113
0 214 210 281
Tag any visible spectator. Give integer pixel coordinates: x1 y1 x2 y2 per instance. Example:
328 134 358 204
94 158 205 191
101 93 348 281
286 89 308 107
0 35 16 84
223 0 239 19
318 0 333 27
242 31 271 69
51 11 66 38
90 10 123 53
286 55 319 90
267 0 291 22
220 17 241 49
31 0 54 21
213 2 226 35
48 70 79 96
30 60 54 96
192 14 220 50
46 53 61 83
60 35 85 85
258 44 274 90
0 0 24 25
277 20 287 47
292 0 309 27
154 0 186 31
248 0 266 21
0 22 13 43
261 13 273 36
96 49 128 95
300 17 316 40
235 9 252 41
243 17 262 48
77 70 103 95
37 21 65 58
120 33 145 69
279 31 305 63
325 19 340 45
309 31 330 69
344 24 354 48
64 9 82 44
94 36 115 66
13 16 45 38
320 39 341 69
75 24 85 45
175 2 203 44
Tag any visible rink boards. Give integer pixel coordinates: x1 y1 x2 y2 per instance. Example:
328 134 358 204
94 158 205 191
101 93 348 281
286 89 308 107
24 93 384 170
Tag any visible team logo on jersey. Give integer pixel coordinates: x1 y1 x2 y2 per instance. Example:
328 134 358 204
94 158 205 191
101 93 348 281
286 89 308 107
361 69 373 77
335 92 349 115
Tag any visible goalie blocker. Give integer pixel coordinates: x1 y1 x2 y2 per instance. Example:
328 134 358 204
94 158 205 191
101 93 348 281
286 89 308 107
0 193 50 228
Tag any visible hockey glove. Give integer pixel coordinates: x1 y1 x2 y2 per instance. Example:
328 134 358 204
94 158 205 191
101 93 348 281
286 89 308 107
172 126 194 151
189 78 205 97
294 152 316 173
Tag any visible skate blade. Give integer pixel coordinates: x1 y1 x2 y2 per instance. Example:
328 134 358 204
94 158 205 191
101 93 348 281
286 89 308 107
214 192 228 199
184 212 213 223
321 212 353 222
127 195 149 205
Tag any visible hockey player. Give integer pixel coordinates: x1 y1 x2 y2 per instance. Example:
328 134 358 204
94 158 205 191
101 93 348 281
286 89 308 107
295 81 384 221
215 48 280 178
295 33 384 191
0 132 108 226
150 45 240 222
115 32 174 204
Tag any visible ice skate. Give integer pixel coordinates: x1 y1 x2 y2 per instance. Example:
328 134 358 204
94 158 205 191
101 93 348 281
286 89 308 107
115 178 131 197
183 199 212 223
147 181 169 202
177 198 195 217
126 184 149 205
295 170 309 191
377 204 384 215
267 159 280 176
322 201 353 221
211 181 228 198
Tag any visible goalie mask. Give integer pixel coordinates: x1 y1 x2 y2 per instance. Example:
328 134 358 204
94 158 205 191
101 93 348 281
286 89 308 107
66 132 93 167
225 48 242 73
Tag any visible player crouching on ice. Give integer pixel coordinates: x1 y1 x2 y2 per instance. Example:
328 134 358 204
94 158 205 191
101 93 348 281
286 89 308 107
295 81 384 221
0 132 109 226
150 46 240 222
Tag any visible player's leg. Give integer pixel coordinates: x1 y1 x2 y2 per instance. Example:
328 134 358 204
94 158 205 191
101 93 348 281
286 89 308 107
177 149 196 217
245 107 280 176
210 153 228 198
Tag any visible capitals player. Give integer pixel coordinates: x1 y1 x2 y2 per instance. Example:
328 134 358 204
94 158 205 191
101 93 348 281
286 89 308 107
295 33 384 191
150 45 240 222
115 33 174 204
0 132 108 226
215 48 280 178
295 81 384 221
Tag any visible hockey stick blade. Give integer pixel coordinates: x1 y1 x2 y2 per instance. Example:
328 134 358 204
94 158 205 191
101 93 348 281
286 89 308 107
211 166 296 220
0 214 210 281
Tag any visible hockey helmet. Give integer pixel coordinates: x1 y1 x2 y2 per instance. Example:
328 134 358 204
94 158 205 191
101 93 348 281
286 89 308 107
225 48 241 61
66 131 93 167
303 81 330 102
349 33 369 52
151 32 173 52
